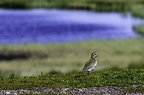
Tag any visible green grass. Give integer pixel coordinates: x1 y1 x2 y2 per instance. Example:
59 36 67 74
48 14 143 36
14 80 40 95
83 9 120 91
130 4 144 18
0 0 139 12
134 24 144 36
1 0 144 18
0 38 144 76
0 69 144 93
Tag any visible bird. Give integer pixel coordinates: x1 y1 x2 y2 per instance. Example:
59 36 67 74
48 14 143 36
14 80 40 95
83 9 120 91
80 52 98 74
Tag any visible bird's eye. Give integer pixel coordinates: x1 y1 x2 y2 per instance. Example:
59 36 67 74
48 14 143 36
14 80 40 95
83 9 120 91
92 52 97 56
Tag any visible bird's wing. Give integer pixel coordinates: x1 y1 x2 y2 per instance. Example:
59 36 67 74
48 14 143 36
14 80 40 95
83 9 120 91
83 59 93 69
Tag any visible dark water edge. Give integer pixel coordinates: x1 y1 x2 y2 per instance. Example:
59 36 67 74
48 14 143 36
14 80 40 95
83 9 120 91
0 9 142 45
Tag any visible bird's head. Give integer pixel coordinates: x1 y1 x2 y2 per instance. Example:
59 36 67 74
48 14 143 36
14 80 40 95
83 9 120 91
91 52 98 59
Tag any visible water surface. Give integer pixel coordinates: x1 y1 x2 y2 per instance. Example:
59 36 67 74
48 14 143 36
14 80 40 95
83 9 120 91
0 9 140 44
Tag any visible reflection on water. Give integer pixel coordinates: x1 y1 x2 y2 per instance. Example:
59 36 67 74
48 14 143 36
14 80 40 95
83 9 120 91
0 9 140 44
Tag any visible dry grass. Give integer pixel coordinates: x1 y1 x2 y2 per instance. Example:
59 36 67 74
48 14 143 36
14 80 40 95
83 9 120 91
0 38 144 76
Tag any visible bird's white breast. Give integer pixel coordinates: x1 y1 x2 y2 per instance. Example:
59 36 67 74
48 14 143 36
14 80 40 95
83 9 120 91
88 61 97 71
93 61 97 68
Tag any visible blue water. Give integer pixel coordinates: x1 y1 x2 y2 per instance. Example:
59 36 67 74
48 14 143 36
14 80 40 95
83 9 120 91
0 9 141 44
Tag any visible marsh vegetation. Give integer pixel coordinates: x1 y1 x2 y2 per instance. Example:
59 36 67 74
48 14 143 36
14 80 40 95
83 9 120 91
0 38 144 76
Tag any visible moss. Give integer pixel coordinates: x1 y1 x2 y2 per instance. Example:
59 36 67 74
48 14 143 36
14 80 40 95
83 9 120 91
0 69 144 92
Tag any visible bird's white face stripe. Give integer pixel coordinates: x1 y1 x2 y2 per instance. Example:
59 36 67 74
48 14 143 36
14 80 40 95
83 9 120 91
91 52 98 58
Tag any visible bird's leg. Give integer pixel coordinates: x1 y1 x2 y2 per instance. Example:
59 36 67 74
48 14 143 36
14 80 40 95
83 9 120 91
79 71 83 74
87 71 91 75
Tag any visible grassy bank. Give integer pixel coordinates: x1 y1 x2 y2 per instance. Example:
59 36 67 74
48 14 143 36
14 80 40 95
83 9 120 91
0 38 144 76
130 4 144 18
134 24 144 36
0 69 144 93
0 0 144 18
0 0 130 11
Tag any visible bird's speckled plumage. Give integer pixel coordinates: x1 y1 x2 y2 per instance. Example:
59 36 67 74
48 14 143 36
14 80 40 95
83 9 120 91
80 52 98 73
